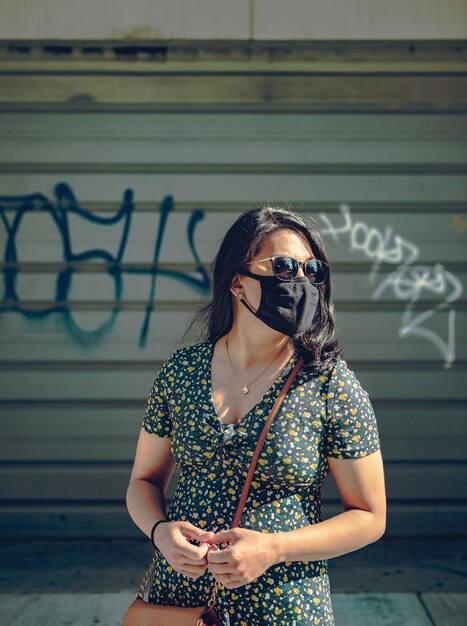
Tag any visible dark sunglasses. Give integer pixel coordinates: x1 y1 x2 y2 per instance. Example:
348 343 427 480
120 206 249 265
244 255 328 284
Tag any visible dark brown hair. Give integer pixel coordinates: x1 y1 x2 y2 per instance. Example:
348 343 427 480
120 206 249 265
181 204 343 376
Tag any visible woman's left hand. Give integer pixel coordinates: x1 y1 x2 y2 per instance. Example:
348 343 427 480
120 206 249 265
203 527 279 589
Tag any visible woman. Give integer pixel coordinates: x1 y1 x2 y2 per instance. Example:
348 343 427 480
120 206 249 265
126 205 386 625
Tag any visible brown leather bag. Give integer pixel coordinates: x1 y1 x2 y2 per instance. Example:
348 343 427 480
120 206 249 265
122 355 304 626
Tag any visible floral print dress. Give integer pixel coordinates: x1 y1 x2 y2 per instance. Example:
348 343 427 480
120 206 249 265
140 340 382 625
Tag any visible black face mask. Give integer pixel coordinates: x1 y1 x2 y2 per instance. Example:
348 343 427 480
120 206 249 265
237 269 320 337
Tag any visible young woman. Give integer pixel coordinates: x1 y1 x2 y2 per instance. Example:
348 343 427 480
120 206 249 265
126 205 386 625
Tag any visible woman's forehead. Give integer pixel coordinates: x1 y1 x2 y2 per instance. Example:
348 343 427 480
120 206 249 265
257 229 313 257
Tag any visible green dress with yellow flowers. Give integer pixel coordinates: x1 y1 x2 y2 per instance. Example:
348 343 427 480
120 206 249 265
140 340 382 626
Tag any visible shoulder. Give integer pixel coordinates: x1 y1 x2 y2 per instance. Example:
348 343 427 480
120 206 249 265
152 341 208 397
298 356 343 387
328 356 353 385
159 340 210 372
298 356 365 404
292 357 340 404
326 356 373 409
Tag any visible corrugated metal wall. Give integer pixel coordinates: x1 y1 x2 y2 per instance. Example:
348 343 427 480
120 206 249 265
0 43 466 539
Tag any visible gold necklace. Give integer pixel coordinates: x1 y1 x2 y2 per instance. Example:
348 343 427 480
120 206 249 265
224 335 292 394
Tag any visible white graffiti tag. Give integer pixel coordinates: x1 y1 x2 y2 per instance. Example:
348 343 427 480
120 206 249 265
318 204 463 366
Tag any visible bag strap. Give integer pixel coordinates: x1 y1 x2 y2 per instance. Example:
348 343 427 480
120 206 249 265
230 355 304 528
135 353 304 602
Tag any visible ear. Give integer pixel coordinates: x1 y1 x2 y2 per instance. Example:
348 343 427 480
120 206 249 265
230 273 244 296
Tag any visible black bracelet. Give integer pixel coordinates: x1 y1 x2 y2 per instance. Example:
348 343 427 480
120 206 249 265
150 519 169 549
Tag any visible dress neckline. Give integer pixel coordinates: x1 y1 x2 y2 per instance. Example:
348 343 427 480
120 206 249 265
206 339 299 429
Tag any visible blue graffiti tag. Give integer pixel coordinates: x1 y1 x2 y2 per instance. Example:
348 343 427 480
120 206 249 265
0 183 211 346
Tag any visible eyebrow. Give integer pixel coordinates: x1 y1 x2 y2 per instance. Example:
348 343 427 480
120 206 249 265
273 254 316 260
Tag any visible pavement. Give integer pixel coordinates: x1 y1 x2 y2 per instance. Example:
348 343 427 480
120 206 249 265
0 539 465 625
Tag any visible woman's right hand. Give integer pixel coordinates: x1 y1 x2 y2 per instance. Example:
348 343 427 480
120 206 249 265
153 521 216 580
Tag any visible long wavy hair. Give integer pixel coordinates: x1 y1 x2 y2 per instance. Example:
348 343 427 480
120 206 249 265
181 204 343 376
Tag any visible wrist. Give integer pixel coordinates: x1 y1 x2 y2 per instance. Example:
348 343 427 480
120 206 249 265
269 531 287 565
150 518 169 549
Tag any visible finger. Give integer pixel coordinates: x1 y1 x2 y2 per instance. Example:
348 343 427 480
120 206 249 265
177 541 212 562
197 530 217 543
177 542 218 563
182 537 220 561
215 573 236 587
180 523 215 542
207 563 233 575
206 545 232 563
177 532 214 560
206 529 236 545
178 562 208 576
180 531 215 545
176 551 207 564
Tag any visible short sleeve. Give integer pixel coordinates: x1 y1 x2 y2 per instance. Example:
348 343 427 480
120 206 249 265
324 358 381 459
140 356 174 438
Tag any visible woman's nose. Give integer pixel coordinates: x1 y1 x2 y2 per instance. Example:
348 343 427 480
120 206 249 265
295 264 307 279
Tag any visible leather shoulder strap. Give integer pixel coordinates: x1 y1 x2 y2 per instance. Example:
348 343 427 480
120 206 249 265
231 356 304 528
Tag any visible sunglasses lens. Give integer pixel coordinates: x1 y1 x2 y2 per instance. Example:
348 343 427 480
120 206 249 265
272 256 297 280
271 256 328 283
304 259 327 284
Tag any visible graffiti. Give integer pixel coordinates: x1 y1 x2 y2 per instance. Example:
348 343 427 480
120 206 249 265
318 203 463 366
0 183 210 346
1 190 462 364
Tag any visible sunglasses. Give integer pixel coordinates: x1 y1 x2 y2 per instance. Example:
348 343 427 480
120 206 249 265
244 255 328 284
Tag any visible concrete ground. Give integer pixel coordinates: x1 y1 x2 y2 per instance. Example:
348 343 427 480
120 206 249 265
0 539 465 625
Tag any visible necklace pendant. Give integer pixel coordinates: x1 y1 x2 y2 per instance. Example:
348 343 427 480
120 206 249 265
242 385 249 394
